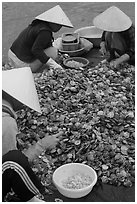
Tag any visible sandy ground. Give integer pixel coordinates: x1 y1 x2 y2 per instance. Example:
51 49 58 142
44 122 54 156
2 2 135 64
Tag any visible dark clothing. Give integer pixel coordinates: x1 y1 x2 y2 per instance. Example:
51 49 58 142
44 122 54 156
10 21 53 64
102 25 135 64
2 150 44 202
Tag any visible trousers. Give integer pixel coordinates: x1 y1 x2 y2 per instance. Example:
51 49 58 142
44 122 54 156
2 150 44 201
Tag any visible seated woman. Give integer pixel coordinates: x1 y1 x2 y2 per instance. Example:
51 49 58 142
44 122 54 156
93 6 135 68
8 5 73 73
2 67 62 201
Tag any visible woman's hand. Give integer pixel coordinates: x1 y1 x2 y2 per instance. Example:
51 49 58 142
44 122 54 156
40 135 59 150
99 41 107 56
110 54 130 68
37 131 64 150
110 60 120 68
23 131 64 161
47 58 64 72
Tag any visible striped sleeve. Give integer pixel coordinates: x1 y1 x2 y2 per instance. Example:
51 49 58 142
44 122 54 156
2 161 40 195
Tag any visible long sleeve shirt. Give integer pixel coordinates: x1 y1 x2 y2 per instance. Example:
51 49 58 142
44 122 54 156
101 25 135 59
2 102 44 161
11 22 54 64
2 104 18 155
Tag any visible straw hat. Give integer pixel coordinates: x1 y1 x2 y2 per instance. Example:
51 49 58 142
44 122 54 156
2 67 41 113
35 5 73 28
93 6 132 32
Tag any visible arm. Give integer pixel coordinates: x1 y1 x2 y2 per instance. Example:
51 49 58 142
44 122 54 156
113 53 130 65
22 141 44 162
100 32 107 56
100 31 106 48
22 131 63 162
110 53 130 68
124 25 135 59
2 116 18 155
31 30 52 64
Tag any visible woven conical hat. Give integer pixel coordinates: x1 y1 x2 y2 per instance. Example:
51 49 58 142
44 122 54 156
2 67 41 113
93 6 132 32
35 5 73 28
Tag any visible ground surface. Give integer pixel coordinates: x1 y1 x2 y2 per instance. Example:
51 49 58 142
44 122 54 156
2 2 135 63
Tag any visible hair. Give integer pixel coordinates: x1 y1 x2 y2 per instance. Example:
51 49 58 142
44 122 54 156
30 19 49 26
2 90 24 112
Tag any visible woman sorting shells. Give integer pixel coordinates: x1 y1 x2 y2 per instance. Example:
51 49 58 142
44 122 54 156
93 6 135 68
8 5 73 73
2 68 63 202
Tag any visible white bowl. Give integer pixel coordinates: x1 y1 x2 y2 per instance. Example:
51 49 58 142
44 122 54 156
74 26 103 48
52 163 97 198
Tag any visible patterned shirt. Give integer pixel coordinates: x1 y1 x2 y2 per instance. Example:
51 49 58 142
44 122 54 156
102 25 135 58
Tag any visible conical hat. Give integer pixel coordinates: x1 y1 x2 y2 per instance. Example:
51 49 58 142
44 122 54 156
93 6 132 32
2 67 41 113
35 5 73 28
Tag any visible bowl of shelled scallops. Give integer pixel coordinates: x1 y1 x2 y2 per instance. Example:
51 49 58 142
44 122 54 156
52 163 97 198
63 57 89 70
